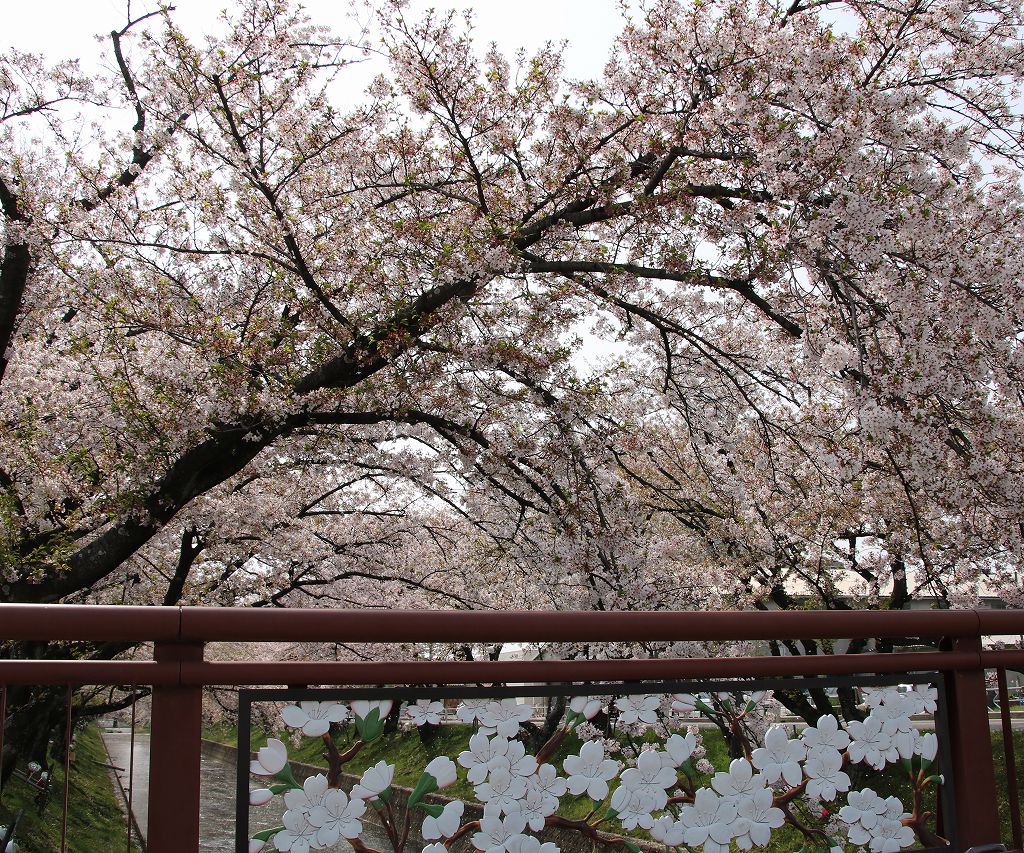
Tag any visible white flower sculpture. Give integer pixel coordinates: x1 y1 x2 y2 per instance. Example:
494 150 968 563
281 701 349 737
406 699 445 727
613 693 661 726
253 682 942 853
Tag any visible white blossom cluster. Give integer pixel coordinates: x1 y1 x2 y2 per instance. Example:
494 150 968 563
251 687 942 853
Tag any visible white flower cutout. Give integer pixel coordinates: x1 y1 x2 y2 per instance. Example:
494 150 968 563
671 693 697 715
480 699 533 738
406 699 445 726
281 701 348 737
752 726 806 786
457 698 492 725
734 787 785 849
711 758 766 802
475 766 528 815
308 787 366 844
569 696 602 719
804 749 851 801
614 694 661 726
679 788 739 853
424 756 458 788
471 809 527 853
422 800 465 839
250 738 288 777
801 714 850 756
506 836 559 853
352 761 395 800
351 699 394 721
563 739 620 800
663 732 697 767
847 715 897 770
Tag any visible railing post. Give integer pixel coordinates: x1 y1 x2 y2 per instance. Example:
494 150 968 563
943 635 1001 850
148 640 204 852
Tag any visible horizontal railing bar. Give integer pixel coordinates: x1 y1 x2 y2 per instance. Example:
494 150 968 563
0 661 180 685
0 651 981 685
0 605 181 641
179 607 989 641
980 649 1024 671
180 651 980 684
3 604 1020 642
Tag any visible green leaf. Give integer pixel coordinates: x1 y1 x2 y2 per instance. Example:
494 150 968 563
694 699 715 716
252 826 283 842
417 803 445 818
355 707 385 742
272 763 300 789
408 771 439 809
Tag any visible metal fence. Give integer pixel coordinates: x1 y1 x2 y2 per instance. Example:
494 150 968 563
0 605 1021 853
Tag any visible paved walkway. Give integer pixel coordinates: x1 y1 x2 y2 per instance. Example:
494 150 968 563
100 728 149 845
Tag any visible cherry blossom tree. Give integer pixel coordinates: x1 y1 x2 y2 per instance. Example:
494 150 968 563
2 0 1024 771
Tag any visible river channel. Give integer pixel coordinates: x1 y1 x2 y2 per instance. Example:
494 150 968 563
200 748 392 851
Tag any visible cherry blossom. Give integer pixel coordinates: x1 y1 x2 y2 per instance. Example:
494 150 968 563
804 750 851 801
671 693 697 715
281 702 349 737
751 727 806 786
457 698 492 725
422 800 465 839
480 699 533 738
609 784 663 830
711 758 767 802
563 740 620 801
475 766 529 815
459 734 535 784
847 716 897 770
272 809 321 853
250 739 289 777
613 694 661 726
800 715 851 756
505 837 558 853
525 764 567 813
406 700 445 727
919 732 938 763
351 700 394 723
663 732 697 767
423 756 458 789
250 789 274 806
679 788 740 853
734 787 785 849
868 819 916 852
351 761 395 801
568 696 602 720
839 788 889 843
307 788 366 844
650 814 687 846
471 809 528 853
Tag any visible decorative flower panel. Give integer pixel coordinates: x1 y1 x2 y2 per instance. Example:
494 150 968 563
236 676 952 853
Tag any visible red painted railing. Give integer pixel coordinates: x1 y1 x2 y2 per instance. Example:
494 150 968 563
0 605 1022 852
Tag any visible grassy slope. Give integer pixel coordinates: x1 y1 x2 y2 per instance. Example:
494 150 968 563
0 725 143 853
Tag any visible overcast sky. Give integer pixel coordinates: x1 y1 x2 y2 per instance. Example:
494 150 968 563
3 0 628 82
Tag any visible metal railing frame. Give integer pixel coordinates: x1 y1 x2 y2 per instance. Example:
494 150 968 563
0 605 1022 853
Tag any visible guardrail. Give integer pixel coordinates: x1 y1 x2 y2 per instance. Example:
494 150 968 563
0 605 1021 853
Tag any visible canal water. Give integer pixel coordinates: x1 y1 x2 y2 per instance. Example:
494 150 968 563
200 747 284 852
200 746 389 852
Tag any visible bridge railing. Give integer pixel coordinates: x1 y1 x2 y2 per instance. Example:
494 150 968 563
0 606 1021 853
